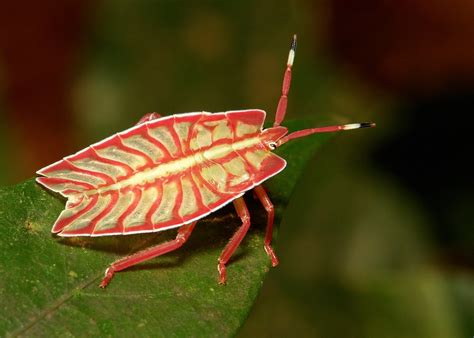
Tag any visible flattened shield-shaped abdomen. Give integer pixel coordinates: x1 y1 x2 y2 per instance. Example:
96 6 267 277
38 109 286 237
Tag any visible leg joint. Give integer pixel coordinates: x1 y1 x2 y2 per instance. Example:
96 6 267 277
264 203 274 214
241 215 251 227
175 234 187 246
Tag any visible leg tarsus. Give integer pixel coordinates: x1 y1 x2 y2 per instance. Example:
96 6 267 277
217 262 227 285
254 185 279 267
99 222 196 288
100 267 115 289
217 197 251 284
264 245 279 267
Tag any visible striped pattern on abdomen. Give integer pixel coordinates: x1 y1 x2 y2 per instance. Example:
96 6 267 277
36 110 286 236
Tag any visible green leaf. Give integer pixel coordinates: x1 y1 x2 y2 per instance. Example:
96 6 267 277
0 120 332 337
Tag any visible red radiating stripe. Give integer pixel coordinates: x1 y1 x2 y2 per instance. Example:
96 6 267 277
148 118 182 157
62 189 82 197
192 167 222 195
181 125 260 156
118 124 172 179
42 158 115 186
172 177 184 224
185 114 205 152
152 177 184 231
219 154 256 193
117 187 142 234
37 176 95 191
122 185 162 233
175 112 204 155
66 146 133 179
203 149 241 168
148 182 163 229
116 136 154 168
90 146 134 177
187 173 210 212
168 117 185 157
53 195 99 233
232 147 263 179
64 159 115 185
179 115 201 155
226 112 239 142
224 110 266 143
201 137 240 152
187 114 239 152
143 125 174 160
89 191 119 235
191 168 236 211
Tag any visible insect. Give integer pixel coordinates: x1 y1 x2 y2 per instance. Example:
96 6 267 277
36 35 375 288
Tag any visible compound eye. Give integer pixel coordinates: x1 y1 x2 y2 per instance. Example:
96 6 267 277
268 142 277 150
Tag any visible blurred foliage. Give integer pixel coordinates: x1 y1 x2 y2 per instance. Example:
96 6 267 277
0 0 472 337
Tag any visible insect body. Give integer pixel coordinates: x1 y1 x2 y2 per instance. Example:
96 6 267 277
36 35 374 288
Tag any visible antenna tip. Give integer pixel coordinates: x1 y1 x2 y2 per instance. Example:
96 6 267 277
360 122 376 128
291 34 297 51
287 34 297 66
342 122 376 130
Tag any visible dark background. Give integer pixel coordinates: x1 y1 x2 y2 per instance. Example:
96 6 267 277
1 1 472 337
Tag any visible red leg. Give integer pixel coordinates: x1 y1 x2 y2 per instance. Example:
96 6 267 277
100 222 196 288
218 197 251 284
135 112 161 125
253 185 279 266
273 34 296 127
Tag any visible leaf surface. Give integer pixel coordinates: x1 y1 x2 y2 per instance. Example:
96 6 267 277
0 120 331 337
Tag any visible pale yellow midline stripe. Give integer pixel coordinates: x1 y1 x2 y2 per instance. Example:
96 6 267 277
83 137 262 197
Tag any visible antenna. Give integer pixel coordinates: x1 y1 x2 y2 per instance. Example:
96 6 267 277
273 34 297 127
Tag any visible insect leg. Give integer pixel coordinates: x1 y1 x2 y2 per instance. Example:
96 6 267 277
273 34 297 127
100 221 196 288
253 185 279 266
217 197 251 284
135 112 162 125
